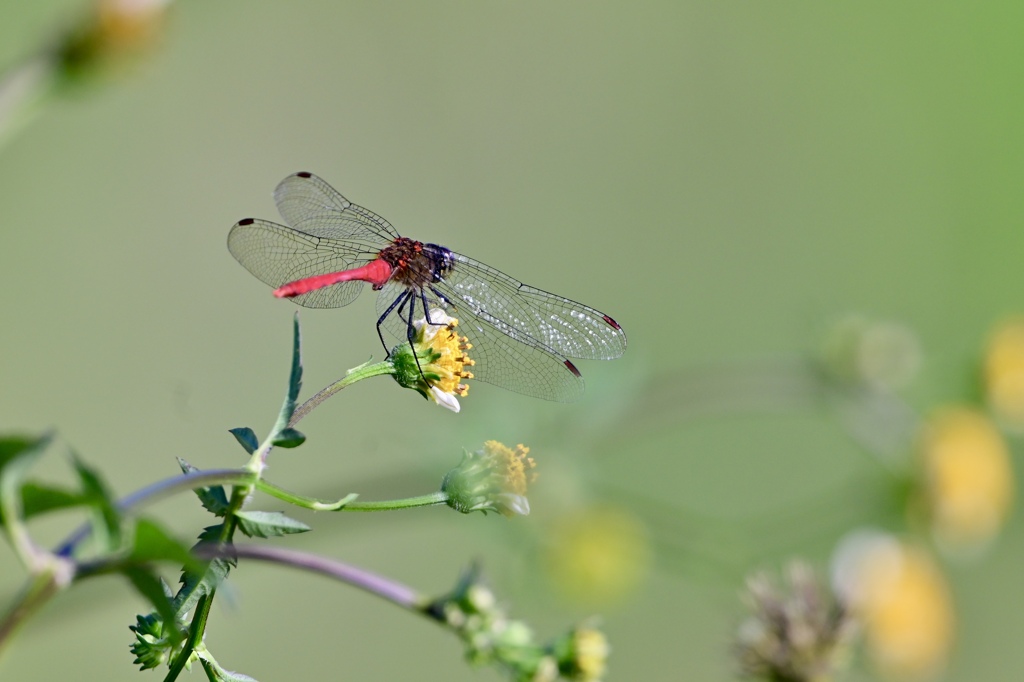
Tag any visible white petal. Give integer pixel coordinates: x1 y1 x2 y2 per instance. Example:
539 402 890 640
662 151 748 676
414 308 457 343
499 493 530 516
430 386 461 413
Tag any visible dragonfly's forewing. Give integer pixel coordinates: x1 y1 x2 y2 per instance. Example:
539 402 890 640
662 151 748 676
274 172 400 246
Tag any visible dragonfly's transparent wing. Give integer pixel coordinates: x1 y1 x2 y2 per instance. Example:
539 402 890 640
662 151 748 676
374 281 584 402
227 218 372 308
274 172 400 245
439 252 627 360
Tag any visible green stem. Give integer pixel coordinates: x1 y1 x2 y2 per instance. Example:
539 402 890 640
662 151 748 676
343 492 448 512
289 360 395 427
255 478 358 511
164 489 245 682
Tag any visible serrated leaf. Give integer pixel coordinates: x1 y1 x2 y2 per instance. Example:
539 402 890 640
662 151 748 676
123 566 183 646
72 453 121 551
172 524 232 617
177 458 230 516
273 313 303 432
228 427 259 455
235 510 310 539
271 427 305 449
173 556 231 617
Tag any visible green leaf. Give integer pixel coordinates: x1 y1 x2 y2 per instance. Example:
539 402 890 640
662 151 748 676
235 510 310 538
0 434 52 531
129 519 204 574
123 566 182 646
20 482 86 518
0 435 48 472
177 458 230 516
228 427 259 455
72 453 121 551
273 313 303 433
271 427 306 449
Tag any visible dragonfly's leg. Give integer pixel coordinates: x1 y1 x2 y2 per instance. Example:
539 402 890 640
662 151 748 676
421 290 444 329
402 295 429 378
429 285 455 312
377 291 409 357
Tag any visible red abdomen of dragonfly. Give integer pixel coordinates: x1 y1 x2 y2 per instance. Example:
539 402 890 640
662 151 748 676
379 237 454 290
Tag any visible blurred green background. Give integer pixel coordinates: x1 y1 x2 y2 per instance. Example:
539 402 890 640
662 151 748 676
1 1 1023 680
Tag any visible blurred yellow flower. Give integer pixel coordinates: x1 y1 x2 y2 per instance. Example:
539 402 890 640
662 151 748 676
96 0 170 50
833 532 953 679
984 317 1024 427
60 0 171 77
919 407 1013 552
544 506 650 604
569 627 609 681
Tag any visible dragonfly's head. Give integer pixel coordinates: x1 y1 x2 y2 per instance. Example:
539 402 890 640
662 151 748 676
423 243 456 281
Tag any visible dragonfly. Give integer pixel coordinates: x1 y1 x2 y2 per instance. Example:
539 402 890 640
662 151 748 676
227 172 627 402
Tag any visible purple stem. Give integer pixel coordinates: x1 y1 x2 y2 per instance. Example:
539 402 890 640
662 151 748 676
194 544 424 610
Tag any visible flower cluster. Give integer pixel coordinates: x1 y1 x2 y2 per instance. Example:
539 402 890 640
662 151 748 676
427 567 608 681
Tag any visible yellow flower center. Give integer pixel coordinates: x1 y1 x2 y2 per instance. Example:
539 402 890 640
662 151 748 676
482 440 536 497
420 315 475 397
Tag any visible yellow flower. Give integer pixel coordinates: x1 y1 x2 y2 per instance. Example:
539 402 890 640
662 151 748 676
833 532 953 679
569 628 609 682
442 441 536 516
391 308 475 412
984 317 1024 427
95 0 169 49
59 0 170 77
544 506 651 604
919 407 1014 552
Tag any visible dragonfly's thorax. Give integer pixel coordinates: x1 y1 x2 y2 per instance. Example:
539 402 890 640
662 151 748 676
379 238 454 289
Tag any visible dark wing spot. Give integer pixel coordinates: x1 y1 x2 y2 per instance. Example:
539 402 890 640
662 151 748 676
238 218 255 226
602 314 622 330
296 171 312 178
564 359 582 378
